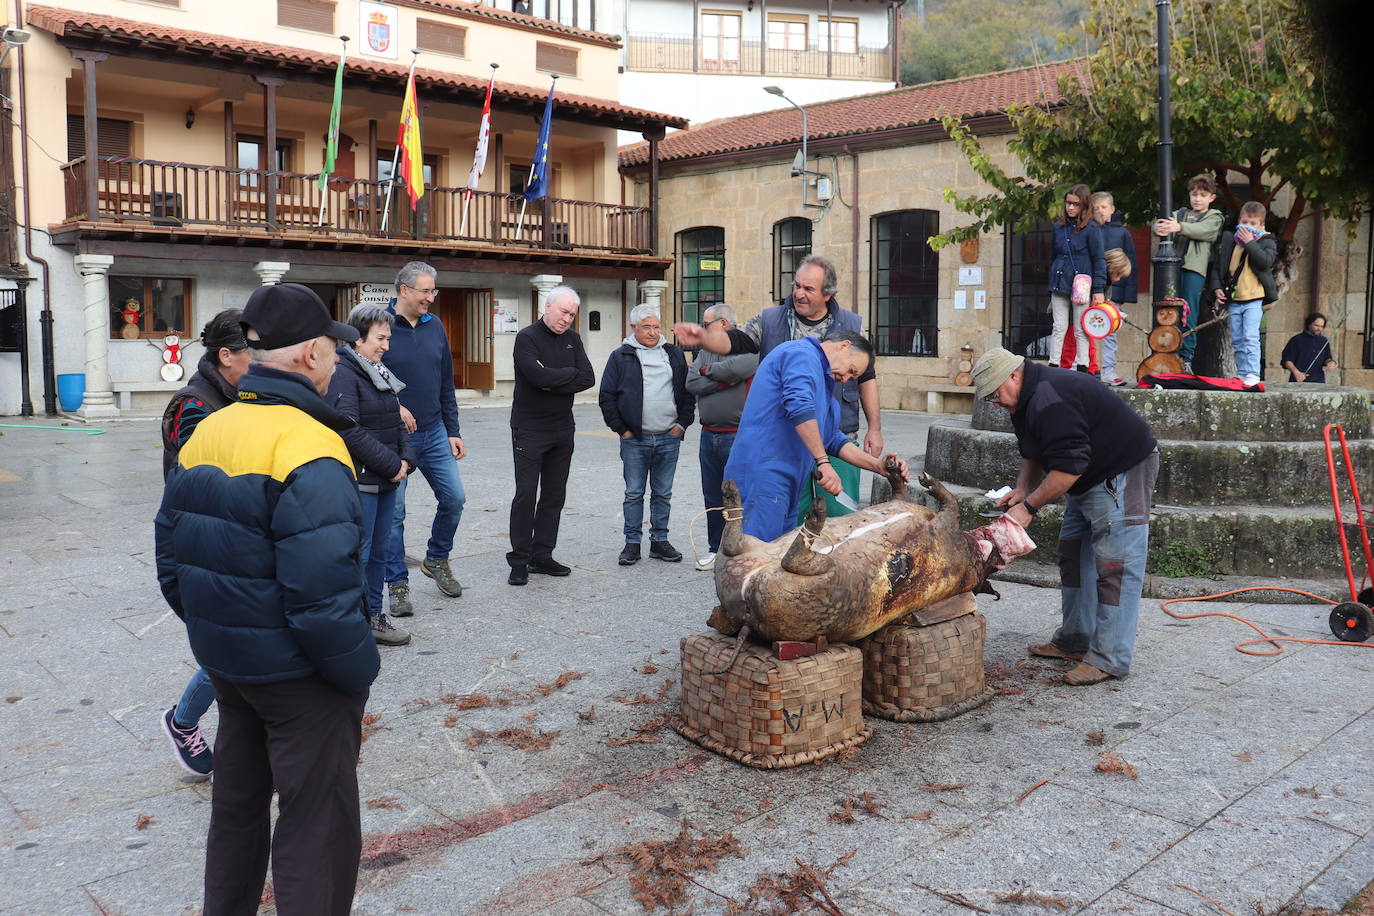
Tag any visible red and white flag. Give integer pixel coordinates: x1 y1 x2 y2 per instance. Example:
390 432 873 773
465 67 496 196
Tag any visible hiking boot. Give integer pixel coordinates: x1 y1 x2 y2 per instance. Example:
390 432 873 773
388 582 413 618
508 564 529 586
1181 359 1194 374
618 543 641 566
161 706 213 776
371 613 411 647
529 556 571 577
420 558 463 597
1028 642 1084 662
650 540 683 562
1065 661 1113 686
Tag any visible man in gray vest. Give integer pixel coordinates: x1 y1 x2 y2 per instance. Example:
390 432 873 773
673 255 882 516
684 304 758 570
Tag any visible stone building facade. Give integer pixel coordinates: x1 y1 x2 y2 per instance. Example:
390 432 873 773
621 62 1374 411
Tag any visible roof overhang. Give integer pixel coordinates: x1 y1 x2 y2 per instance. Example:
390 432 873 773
28 6 687 134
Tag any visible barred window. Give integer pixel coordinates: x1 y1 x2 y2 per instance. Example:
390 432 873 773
871 209 939 357
676 226 725 326
1003 220 1055 359
772 217 812 304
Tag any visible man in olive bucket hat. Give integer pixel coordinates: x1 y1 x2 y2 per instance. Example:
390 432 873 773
974 346 1159 686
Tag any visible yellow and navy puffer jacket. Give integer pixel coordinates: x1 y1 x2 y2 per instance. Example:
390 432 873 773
155 365 381 695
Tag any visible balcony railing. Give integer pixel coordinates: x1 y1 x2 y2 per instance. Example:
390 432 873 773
626 33 892 80
61 156 652 255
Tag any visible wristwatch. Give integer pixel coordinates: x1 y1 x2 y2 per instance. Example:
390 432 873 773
1023 500 1040 517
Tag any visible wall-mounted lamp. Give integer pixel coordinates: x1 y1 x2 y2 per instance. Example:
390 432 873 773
185 106 196 129
764 85 825 209
0 26 31 68
746 0 755 11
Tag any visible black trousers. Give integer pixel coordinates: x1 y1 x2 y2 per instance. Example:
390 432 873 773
507 426 576 566
205 675 369 916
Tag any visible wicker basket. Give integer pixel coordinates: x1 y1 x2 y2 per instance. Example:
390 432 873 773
859 610 994 723
674 631 871 769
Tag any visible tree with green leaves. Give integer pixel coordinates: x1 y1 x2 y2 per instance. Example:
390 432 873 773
929 0 1368 375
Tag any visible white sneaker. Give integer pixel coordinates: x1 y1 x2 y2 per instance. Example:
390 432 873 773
695 552 717 571
1241 375 1261 387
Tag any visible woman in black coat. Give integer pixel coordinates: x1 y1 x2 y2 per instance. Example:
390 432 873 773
328 304 418 646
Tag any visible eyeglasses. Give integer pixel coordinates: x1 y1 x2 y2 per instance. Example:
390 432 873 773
407 285 437 296
703 317 726 327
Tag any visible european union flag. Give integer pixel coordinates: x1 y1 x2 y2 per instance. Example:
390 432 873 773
523 78 556 203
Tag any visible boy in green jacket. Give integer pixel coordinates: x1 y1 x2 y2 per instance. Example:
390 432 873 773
1154 173 1224 372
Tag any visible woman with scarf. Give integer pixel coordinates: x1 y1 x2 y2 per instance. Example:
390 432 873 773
329 303 418 646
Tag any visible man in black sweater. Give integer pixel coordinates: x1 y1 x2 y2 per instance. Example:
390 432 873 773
975 347 1159 687
507 286 596 585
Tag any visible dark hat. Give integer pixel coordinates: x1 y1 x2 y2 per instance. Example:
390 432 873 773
240 283 358 350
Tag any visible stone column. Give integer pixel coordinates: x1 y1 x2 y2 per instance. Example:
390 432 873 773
73 254 119 418
637 280 668 312
530 274 563 319
253 261 290 286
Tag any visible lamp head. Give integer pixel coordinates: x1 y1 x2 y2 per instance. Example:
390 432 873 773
2 27 32 45
763 85 785 97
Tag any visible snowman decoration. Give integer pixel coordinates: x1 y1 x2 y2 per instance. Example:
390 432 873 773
148 334 186 382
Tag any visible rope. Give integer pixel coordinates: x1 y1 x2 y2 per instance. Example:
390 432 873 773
1160 586 1374 656
685 505 740 566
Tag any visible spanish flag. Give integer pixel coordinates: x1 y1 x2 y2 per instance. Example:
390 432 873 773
396 71 424 209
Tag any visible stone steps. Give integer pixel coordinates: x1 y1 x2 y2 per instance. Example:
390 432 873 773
925 423 1374 508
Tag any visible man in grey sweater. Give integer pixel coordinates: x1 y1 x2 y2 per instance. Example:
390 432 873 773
684 304 758 570
598 305 695 565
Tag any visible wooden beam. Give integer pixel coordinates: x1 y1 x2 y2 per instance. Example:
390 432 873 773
760 0 768 75
256 74 285 229
72 50 108 221
692 0 700 73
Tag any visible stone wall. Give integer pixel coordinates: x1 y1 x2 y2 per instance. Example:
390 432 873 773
635 127 1374 410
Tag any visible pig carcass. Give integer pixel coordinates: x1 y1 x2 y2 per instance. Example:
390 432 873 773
707 467 1019 656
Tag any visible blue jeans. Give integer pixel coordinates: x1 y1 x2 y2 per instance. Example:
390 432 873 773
1052 451 1159 678
174 667 215 728
1228 299 1263 379
620 432 681 543
699 430 736 553
1178 270 1205 361
359 487 397 617
386 425 466 584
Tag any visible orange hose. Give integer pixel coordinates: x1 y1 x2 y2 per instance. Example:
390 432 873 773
1160 586 1374 656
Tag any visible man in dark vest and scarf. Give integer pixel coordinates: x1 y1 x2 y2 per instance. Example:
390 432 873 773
673 255 883 520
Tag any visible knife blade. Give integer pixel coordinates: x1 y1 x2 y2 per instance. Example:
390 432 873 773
832 490 860 512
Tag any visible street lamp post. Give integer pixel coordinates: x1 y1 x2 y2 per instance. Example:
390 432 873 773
1152 0 1181 300
764 86 823 210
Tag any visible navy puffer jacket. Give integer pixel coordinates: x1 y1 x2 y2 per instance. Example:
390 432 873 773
155 365 380 695
327 345 417 491
1096 210 1139 305
1049 220 1107 297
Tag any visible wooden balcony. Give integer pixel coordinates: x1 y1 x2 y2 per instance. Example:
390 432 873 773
60 156 653 257
626 33 893 80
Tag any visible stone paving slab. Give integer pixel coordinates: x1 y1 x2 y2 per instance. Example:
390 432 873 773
3 407 1372 914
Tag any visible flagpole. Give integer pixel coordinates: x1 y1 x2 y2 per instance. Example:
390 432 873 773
515 74 556 242
459 62 499 239
318 35 349 229
381 49 420 233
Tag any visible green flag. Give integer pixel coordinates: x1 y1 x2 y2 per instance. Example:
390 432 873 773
318 41 347 191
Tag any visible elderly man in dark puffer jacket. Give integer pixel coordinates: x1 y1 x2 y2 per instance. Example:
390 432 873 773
155 282 380 916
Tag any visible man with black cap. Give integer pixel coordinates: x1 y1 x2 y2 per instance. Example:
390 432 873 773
973 346 1158 687
155 282 381 915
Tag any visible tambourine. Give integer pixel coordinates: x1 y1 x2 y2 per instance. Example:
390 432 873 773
1081 302 1122 340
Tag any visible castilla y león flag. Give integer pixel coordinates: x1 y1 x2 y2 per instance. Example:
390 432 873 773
465 69 495 196
396 70 425 208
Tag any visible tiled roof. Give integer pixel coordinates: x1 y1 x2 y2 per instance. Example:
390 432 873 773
28 6 686 131
618 60 1084 167
392 0 619 47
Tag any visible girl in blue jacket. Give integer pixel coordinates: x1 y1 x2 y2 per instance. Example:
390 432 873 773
1048 183 1107 371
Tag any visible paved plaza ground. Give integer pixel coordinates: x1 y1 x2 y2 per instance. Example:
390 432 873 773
1 403 1371 915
